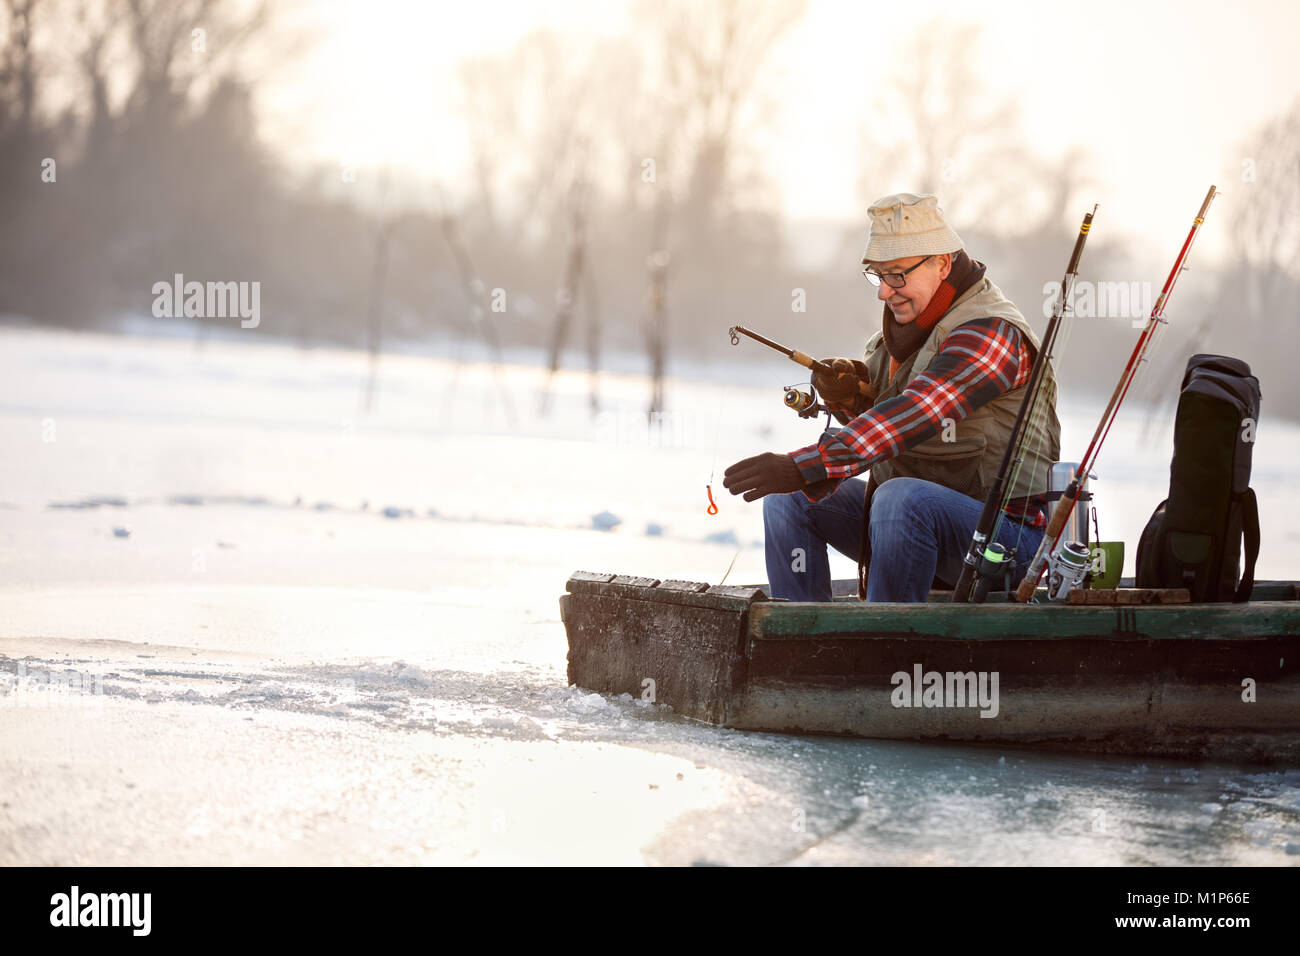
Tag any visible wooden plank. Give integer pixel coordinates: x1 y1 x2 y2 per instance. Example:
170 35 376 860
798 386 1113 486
658 579 711 593
568 571 616 585
566 573 768 612
610 574 661 588
1231 581 1300 602
706 584 768 601
1068 588 1191 605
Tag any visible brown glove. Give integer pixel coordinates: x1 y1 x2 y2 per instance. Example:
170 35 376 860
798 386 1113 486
722 452 806 502
811 358 875 412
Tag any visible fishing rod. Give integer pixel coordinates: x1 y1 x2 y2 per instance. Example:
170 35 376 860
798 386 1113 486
707 324 877 515
951 204 1098 603
728 324 874 417
1014 184 1218 604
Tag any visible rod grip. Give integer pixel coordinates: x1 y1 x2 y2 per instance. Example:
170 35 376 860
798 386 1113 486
1014 574 1036 603
1196 185 1217 219
1043 481 1079 541
1013 485 1078 602
790 350 817 370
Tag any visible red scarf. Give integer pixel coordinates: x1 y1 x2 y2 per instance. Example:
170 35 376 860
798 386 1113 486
883 250 985 381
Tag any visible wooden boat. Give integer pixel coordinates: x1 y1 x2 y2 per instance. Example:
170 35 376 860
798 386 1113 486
560 572 1300 763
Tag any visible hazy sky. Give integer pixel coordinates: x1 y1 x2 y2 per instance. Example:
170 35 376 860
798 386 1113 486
259 0 1300 265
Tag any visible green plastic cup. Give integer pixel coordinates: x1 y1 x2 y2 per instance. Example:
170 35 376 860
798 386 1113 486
1089 541 1125 589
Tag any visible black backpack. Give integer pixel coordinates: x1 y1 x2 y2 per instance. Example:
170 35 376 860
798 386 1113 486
1136 354 1260 602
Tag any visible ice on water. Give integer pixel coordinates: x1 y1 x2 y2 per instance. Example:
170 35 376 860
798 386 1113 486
1 325 1298 865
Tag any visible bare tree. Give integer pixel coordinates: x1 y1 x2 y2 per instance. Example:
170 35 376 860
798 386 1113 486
538 173 601 416
458 53 519 231
643 0 806 238
119 0 271 119
1140 98 1300 430
1229 97 1300 304
633 0 806 413
458 32 631 240
435 185 515 422
644 188 671 419
854 17 1041 231
459 33 642 417
0 0 41 138
360 172 393 413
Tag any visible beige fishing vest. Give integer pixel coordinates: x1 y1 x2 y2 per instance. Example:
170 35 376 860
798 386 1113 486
862 277 1062 503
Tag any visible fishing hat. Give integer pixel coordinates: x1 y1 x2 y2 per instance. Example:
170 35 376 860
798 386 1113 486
861 193 963 263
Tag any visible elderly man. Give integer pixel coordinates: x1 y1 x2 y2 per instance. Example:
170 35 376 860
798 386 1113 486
723 193 1061 602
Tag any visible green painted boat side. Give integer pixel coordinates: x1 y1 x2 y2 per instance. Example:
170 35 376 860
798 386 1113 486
748 601 1300 641
561 571 1300 763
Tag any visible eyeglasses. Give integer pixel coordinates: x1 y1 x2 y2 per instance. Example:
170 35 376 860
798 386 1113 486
863 255 932 289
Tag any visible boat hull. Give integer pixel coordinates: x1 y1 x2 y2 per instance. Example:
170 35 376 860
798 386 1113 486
561 572 1300 763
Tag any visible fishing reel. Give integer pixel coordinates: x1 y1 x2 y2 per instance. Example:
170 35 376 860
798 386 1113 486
1046 540 1092 602
970 542 1016 603
783 384 831 420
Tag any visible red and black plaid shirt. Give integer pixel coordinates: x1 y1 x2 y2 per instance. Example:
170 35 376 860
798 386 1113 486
790 317 1048 528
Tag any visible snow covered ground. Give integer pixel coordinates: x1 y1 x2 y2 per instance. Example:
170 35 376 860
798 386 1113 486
1 324 1297 865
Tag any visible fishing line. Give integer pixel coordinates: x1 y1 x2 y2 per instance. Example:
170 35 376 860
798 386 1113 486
1128 308 1171 396
1000 285 1079 566
718 548 740 585
706 380 746 584
706 380 726 514
953 204 1098 602
1016 187 1217 602
1092 307 1177 482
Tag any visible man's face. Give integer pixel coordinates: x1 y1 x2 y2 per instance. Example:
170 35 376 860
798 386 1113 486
869 253 951 324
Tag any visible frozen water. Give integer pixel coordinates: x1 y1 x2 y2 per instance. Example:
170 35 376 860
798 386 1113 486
1 325 1298 865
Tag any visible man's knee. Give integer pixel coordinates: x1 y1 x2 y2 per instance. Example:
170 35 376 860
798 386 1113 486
871 477 937 521
870 477 953 549
763 490 807 528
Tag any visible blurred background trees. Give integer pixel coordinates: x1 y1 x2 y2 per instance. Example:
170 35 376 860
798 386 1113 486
1 1 1295 421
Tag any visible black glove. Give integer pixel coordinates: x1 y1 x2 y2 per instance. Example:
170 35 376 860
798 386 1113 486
811 357 874 411
722 452 806 502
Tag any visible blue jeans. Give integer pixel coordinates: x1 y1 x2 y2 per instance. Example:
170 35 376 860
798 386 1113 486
762 476 1046 602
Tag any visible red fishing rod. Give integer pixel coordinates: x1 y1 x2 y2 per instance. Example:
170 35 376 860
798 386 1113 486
1014 185 1218 604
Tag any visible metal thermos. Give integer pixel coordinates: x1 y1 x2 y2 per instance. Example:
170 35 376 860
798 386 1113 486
1048 462 1091 549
